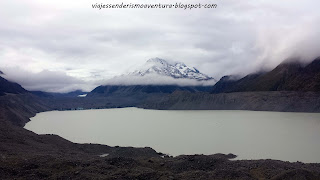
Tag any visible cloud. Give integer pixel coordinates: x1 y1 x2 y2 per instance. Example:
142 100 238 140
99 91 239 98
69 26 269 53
0 0 319 91
0 67 97 93
102 74 217 86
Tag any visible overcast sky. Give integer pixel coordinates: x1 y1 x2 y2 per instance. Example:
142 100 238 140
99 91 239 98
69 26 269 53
0 0 320 92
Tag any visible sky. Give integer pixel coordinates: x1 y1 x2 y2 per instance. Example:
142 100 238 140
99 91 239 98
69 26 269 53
0 0 320 92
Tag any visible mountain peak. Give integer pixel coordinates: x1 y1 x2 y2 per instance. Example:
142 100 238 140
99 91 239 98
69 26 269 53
129 58 214 81
146 57 168 64
174 62 186 67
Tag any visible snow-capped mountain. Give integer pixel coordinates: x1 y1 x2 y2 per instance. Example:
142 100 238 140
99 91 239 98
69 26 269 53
128 58 214 81
102 58 217 86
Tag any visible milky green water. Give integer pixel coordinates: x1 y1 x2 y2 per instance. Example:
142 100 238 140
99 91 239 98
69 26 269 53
25 108 320 163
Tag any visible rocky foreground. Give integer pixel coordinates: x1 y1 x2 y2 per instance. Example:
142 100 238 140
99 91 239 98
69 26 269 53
1 94 320 179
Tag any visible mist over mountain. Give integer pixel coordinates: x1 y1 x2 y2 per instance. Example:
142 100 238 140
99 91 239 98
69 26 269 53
1 1 320 94
2 1 320 179
0 68 95 93
129 58 213 81
211 57 320 93
87 58 217 98
0 75 28 96
102 58 217 86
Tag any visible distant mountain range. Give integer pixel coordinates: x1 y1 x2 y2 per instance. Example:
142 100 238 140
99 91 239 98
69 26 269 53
1 57 320 112
1 62 320 180
2 57 320 101
211 57 320 93
87 85 212 97
30 90 88 98
128 58 214 81
88 58 215 97
88 57 320 97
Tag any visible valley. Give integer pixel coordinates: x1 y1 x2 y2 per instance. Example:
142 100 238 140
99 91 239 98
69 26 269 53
1 57 320 179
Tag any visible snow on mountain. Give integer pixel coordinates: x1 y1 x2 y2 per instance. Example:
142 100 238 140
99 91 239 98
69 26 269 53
102 58 216 86
128 58 214 81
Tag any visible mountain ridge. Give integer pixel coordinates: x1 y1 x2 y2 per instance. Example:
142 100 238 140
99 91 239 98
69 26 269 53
88 58 217 97
87 85 213 98
0 75 28 96
127 57 214 81
211 57 320 93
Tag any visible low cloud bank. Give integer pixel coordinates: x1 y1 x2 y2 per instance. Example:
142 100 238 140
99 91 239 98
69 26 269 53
0 67 96 93
102 74 217 86
0 67 217 93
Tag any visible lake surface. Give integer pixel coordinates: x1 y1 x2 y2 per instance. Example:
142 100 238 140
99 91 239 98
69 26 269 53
25 108 320 163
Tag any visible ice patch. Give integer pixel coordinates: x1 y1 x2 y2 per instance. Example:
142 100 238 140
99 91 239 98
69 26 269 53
99 153 109 157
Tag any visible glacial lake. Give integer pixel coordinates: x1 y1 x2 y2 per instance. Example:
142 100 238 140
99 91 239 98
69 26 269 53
25 108 320 163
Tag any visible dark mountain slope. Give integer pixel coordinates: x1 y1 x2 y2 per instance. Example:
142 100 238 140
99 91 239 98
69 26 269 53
87 85 213 97
211 74 263 93
31 90 88 98
281 58 320 91
212 57 320 93
0 76 28 96
141 91 320 112
30 91 54 98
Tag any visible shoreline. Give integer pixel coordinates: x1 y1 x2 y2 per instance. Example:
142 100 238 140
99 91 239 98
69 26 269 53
2 93 320 179
25 106 320 164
